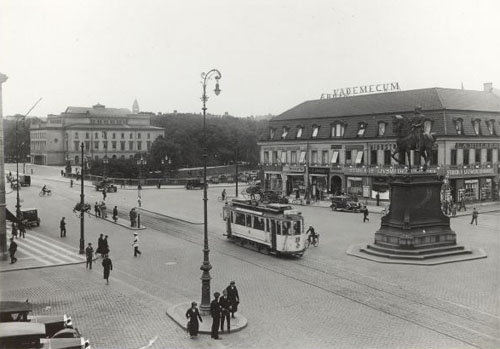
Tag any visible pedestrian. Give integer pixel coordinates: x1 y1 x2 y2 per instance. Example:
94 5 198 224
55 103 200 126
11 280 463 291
138 183 142 191
185 301 202 338
132 233 141 257
102 254 113 285
11 222 18 239
363 206 369 222
451 202 457 217
60 217 66 237
96 234 104 257
19 222 26 239
112 206 118 223
94 202 101 218
61 170 64 177
85 243 94 269
470 207 478 225
102 189 107 201
8 237 17 264
70 179 73 188
459 196 466 212
226 281 240 318
376 192 380 206
157 180 161 189
137 197 142 208
210 292 222 340
100 202 107 219
221 189 226 201
103 235 110 255
129 208 137 227
219 289 231 333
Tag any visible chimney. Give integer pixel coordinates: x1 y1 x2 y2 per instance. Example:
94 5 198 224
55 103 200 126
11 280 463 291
483 82 493 92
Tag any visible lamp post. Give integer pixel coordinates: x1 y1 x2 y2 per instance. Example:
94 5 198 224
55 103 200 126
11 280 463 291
103 157 108 178
161 155 171 178
15 117 22 219
199 69 222 313
79 143 85 254
136 155 147 198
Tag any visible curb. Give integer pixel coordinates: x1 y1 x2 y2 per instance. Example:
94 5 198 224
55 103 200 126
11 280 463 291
87 212 146 230
136 207 204 225
0 260 85 273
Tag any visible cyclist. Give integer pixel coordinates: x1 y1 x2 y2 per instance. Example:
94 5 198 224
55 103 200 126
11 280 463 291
306 225 319 245
42 185 49 195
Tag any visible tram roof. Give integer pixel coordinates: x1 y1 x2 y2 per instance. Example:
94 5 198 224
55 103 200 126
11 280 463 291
227 199 302 217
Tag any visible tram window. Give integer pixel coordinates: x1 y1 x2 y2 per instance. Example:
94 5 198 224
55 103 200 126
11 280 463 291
276 221 281 235
246 215 252 227
266 219 270 232
230 212 234 223
235 212 245 226
293 221 301 235
283 221 291 235
253 217 265 231
270 220 276 234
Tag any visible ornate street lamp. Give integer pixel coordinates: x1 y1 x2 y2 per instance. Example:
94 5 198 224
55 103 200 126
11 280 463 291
73 143 90 254
161 155 171 178
199 69 222 313
103 157 108 178
136 155 147 198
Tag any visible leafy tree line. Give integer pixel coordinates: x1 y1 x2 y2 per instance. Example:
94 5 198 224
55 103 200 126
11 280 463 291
2 117 37 162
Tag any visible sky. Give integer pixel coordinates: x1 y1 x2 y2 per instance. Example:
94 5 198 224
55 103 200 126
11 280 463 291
1 0 499 118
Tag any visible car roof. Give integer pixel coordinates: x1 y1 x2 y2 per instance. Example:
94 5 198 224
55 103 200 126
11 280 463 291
40 337 85 349
0 322 46 337
0 301 33 314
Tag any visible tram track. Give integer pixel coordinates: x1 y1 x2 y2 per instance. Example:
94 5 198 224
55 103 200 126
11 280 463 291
138 209 499 349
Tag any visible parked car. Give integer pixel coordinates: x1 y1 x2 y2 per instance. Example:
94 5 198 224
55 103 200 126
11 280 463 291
19 175 31 187
92 180 117 192
20 209 40 227
185 179 206 190
330 195 362 212
0 323 88 349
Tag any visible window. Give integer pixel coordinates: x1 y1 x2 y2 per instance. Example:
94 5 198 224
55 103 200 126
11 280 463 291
235 212 245 226
475 148 481 163
463 149 470 165
112 141 117 150
355 151 364 164
331 123 345 137
378 122 386 136
281 127 289 139
331 151 339 164
296 127 303 138
384 150 392 165
370 150 377 165
291 151 297 164
75 132 79 139
455 119 463 135
137 141 142 151
112 133 116 139
280 151 287 164
94 141 99 150
357 123 366 137
322 151 329 164
431 149 438 165
487 120 495 135
95 132 99 139
311 151 318 164
120 141 125 151
263 152 269 163
103 141 108 150
472 119 480 135
147 141 151 151
129 141 134 150
253 217 265 231
345 150 352 163
74 141 79 151
299 151 306 164
147 133 151 139
269 128 275 139
312 126 320 138
95 155 99 160
271 151 278 163
138 133 141 139
424 120 432 133
121 133 125 139
85 141 90 150
487 148 492 162
451 149 457 165
85 132 90 139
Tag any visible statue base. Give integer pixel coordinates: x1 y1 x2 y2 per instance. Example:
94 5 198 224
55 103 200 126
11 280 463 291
358 173 478 262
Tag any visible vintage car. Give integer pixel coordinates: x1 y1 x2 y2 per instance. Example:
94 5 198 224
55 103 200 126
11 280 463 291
0 301 75 338
330 195 362 212
92 180 117 193
185 179 206 190
20 209 40 227
0 323 88 349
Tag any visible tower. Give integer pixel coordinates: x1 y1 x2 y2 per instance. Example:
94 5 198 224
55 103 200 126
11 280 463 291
132 99 140 114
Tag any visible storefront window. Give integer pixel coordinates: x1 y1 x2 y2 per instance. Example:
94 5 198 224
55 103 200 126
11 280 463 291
451 149 457 165
464 179 479 200
370 150 377 165
463 149 470 165
480 178 492 200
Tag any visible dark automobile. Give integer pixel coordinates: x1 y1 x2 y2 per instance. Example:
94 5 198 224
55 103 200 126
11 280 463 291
20 175 31 187
185 179 206 190
0 323 87 349
93 180 117 192
330 195 362 212
20 209 40 227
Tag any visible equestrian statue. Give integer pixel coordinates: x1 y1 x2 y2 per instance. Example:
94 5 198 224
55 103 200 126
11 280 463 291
391 106 436 172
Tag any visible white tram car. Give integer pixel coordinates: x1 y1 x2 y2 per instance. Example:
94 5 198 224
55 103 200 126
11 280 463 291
222 199 306 257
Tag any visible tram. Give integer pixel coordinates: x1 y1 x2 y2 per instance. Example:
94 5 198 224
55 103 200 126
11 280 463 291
222 199 306 257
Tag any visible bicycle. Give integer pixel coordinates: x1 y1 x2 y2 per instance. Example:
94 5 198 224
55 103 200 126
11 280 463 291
305 233 320 248
39 190 52 197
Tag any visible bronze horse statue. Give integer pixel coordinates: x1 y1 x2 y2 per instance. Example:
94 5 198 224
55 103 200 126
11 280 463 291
391 114 435 171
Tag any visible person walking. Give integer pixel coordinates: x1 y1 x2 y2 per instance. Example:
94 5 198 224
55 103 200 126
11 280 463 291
451 202 457 217
376 192 380 206
102 254 113 285
210 292 222 340
103 235 110 255
60 217 66 237
129 208 137 227
226 281 240 319
85 243 94 269
219 289 231 333
70 179 74 188
96 234 105 258
102 188 107 201
132 233 141 257
470 208 479 225
11 222 18 239
459 196 466 212
112 206 118 223
185 302 202 338
8 238 17 264
19 222 26 239
100 202 107 219
221 189 226 201
94 202 101 218
363 206 369 222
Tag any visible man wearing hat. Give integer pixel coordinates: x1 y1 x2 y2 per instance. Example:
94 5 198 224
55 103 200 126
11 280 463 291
210 292 222 340
85 243 94 269
226 281 240 318
132 233 141 257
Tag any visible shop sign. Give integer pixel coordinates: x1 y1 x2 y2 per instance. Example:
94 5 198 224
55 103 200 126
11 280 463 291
363 186 370 198
283 165 305 173
309 167 329 175
330 145 342 149
455 143 500 149
446 168 494 177
320 82 400 99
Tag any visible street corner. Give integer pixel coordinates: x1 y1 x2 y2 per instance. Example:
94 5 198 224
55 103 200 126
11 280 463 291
166 302 248 335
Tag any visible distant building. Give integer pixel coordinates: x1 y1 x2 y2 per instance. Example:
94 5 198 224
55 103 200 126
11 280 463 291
132 99 140 114
30 103 164 165
258 85 500 203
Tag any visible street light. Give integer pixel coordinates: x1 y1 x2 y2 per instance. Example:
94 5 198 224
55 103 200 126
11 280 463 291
199 68 222 313
136 155 147 198
74 142 89 254
103 157 108 178
161 155 171 177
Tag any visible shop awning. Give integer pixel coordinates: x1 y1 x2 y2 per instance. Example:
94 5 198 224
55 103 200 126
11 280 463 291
6 209 23 224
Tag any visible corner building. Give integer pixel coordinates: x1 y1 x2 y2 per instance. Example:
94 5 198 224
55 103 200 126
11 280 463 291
30 103 164 165
258 86 500 203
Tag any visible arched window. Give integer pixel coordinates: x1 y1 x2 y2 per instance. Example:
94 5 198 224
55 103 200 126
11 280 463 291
357 123 367 137
487 119 495 135
472 119 480 135
281 127 289 139
455 119 463 135
296 126 303 138
378 122 386 136
269 128 276 139
311 125 320 138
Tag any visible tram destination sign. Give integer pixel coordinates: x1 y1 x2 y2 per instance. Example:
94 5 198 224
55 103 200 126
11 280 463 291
320 82 400 99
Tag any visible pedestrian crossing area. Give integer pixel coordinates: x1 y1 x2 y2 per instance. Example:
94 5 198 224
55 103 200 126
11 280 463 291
1 231 85 272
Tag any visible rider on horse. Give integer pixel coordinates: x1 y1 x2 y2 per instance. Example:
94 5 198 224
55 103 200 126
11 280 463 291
409 105 425 150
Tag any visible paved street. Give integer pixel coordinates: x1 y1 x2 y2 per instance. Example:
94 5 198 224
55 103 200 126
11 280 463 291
1 164 499 348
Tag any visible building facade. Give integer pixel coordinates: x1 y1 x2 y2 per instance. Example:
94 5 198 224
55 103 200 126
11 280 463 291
30 103 164 165
258 86 500 203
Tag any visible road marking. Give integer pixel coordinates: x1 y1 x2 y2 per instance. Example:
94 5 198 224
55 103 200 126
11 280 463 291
138 336 158 349
164 262 177 265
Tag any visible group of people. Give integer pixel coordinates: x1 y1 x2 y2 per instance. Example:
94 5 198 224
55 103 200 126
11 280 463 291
186 281 240 339
85 242 113 284
94 201 108 219
442 197 468 218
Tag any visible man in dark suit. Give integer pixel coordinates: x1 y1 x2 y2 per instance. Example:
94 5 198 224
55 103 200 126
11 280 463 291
226 281 240 318
219 289 231 333
210 292 222 340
